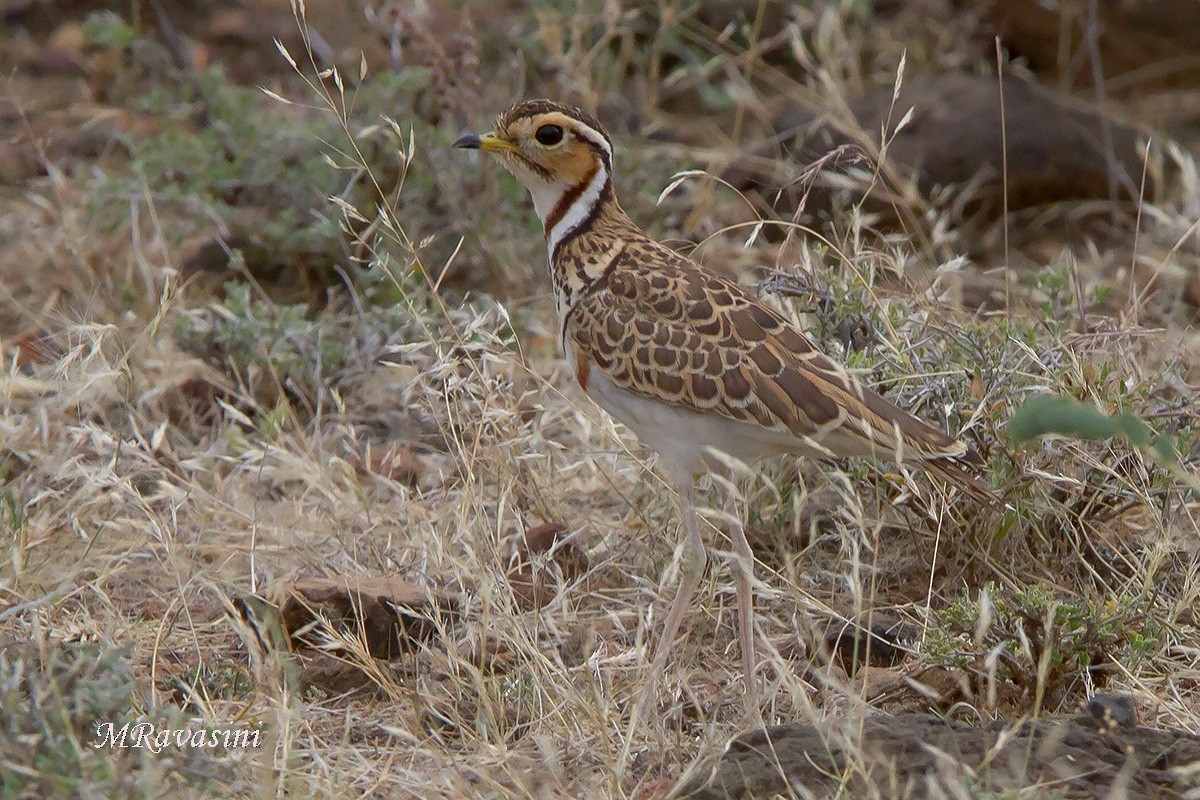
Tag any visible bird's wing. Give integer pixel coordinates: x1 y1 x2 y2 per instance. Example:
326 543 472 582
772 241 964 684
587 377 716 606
566 250 995 502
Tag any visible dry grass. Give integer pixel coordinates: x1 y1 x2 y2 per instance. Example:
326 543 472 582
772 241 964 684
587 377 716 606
1 1 1198 798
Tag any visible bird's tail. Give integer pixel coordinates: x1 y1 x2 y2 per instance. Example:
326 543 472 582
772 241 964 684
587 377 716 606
922 454 1002 508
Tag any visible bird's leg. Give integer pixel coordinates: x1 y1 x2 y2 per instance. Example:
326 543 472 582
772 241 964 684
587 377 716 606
717 476 761 722
618 475 706 775
653 476 706 671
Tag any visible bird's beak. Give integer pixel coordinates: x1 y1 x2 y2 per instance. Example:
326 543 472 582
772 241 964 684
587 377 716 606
453 132 515 154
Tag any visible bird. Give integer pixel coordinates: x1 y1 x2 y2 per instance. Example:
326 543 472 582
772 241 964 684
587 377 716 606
453 99 996 729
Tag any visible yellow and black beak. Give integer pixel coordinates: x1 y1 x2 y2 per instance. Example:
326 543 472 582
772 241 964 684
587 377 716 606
453 132 515 154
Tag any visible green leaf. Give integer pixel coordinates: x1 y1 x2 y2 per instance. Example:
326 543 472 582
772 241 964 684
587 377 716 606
82 11 137 49
1007 393 1177 463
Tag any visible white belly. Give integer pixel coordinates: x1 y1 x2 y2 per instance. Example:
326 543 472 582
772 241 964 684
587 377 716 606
566 344 802 481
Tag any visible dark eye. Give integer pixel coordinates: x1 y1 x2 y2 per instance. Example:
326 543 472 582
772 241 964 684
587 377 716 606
534 124 564 146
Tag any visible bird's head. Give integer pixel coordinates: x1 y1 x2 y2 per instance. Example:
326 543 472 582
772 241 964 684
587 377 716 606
454 100 614 236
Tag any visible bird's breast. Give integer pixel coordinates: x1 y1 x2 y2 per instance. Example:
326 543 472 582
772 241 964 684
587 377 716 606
550 239 626 351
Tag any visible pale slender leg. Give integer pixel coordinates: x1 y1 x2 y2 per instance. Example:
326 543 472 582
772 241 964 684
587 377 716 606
650 478 706 673
719 478 761 722
618 475 706 776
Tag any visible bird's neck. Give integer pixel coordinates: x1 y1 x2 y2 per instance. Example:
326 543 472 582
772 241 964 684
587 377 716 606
530 165 642 344
528 160 627 254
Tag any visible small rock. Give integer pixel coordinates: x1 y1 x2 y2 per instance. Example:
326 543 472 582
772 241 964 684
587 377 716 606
8 330 56 369
341 437 424 485
822 616 917 671
1086 693 1138 731
364 442 423 485
280 575 457 660
153 374 227 425
503 522 589 611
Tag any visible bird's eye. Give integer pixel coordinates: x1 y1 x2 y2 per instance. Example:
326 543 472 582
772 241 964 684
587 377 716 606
534 124 564 146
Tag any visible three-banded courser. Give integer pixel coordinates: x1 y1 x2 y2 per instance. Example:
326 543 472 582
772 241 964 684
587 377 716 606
455 99 996 732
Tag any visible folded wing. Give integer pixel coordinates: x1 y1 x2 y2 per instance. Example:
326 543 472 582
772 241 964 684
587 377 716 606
566 249 995 503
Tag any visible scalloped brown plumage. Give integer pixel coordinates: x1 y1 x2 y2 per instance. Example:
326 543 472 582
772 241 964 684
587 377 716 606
564 242 997 505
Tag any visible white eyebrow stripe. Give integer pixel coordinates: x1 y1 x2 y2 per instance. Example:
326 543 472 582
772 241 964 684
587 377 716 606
572 121 612 158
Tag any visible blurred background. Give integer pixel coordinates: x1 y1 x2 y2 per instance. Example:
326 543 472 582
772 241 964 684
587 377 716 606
3 0 1199 323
